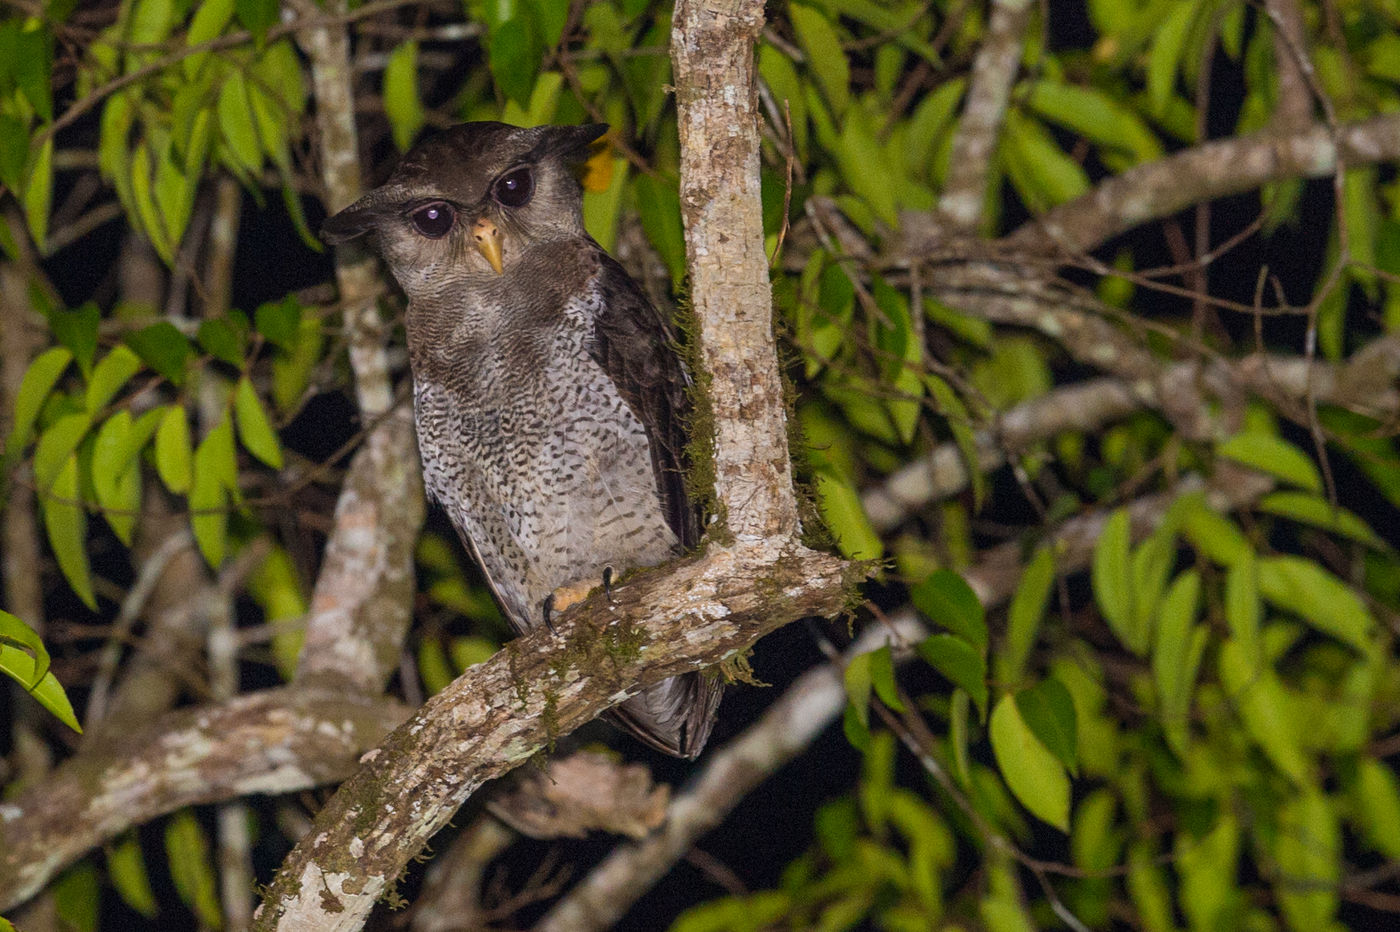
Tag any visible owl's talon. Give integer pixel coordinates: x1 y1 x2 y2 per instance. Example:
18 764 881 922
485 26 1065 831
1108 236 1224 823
603 566 616 601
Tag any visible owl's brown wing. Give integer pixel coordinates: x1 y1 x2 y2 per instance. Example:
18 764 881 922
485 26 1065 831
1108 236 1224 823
587 246 722 758
587 248 701 550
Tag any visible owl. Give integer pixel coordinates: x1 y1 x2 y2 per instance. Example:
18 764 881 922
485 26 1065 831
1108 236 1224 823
322 122 721 758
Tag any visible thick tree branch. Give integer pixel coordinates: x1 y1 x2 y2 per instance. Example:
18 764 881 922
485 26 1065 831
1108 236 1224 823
252 544 852 930
1000 113 1400 257
863 336 1400 532
0 689 409 912
673 0 799 541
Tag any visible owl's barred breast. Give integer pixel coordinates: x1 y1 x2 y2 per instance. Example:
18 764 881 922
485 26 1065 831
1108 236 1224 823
412 275 678 629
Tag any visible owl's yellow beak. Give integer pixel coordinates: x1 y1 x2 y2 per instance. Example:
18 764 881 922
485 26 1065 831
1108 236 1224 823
472 218 504 274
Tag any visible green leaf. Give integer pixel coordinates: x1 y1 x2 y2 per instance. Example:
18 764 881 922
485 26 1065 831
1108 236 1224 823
217 74 261 174
1015 678 1078 776
129 142 171 261
490 17 537 106
1003 111 1089 212
1146 0 1196 116
190 418 234 566
1218 432 1322 493
1258 556 1375 653
1026 80 1162 165
1152 570 1207 758
909 569 986 653
271 316 324 411
235 0 278 36
633 173 686 285
999 546 1053 686
153 144 196 249
1175 492 1252 566
13 25 53 122
52 862 99 932
107 832 159 918
125 320 192 385
0 115 27 192
1176 813 1241 931
155 405 192 494
1129 519 1176 647
92 412 141 545
867 644 904 713
1219 637 1309 784
1127 843 1176 932
1275 790 1341 930
41 453 96 610
233 375 283 468
253 295 301 351
384 40 426 152
916 633 988 720
47 303 100 376
164 810 223 929
0 608 50 687
85 344 142 413
1225 551 1260 651
1092 508 1144 652
184 0 234 78
1354 756 1400 860
1257 491 1386 549
33 411 93 493
1 636 82 732
812 464 882 559
197 316 246 366
990 693 1070 831
790 4 849 116
4 346 71 456
23 133 53 248
529 0 570 48
127 0 175 45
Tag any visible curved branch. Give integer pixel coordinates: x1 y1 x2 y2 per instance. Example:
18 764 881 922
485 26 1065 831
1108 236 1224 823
253 544 853 931
0 688 409 912
863 336 1400 532
1002 113 1400 256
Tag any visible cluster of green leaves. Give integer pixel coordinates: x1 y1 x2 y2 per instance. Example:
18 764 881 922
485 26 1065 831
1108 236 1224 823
7 296 317 599
0 14 56 249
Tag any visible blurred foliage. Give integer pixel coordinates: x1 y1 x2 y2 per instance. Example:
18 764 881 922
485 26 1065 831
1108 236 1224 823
2 0 1400 930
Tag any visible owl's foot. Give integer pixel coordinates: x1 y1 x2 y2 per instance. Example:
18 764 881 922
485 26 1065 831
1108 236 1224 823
545 566 618 630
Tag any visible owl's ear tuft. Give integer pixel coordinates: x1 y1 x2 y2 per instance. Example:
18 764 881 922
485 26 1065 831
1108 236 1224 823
321 196 385 244
540 123 609 162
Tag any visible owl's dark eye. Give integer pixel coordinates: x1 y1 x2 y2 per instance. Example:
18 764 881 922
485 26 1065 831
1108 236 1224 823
492 167 534 208
410 202 455 238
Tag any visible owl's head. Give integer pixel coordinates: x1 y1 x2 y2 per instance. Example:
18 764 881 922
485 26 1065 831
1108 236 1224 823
322 122 606 291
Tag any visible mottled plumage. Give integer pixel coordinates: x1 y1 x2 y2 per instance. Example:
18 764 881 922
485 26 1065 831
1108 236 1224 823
322 122 720 757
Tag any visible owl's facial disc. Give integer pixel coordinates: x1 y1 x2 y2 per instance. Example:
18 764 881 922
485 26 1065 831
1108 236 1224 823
472 218 505 274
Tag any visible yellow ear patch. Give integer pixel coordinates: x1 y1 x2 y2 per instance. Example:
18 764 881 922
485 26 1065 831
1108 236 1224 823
581 137 615 192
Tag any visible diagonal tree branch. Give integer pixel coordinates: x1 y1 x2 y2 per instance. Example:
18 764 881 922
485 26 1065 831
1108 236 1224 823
0 688 409 912
252 545 852 930
1001 113 1400 257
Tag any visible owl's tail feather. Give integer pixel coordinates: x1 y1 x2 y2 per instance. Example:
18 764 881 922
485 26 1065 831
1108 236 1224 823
608 672 723 759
